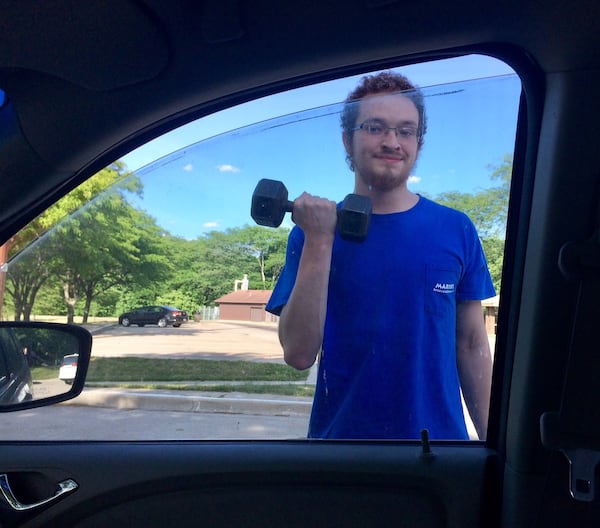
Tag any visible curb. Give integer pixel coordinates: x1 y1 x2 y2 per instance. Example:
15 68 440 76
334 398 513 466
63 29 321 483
65 388 312 416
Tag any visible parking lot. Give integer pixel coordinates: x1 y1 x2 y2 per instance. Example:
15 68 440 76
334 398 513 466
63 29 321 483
89 319 285 362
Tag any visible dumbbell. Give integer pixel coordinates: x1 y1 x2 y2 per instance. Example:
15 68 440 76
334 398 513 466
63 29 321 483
250 178 372 242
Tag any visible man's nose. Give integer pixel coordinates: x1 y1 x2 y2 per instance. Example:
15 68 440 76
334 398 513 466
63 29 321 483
381 128 402 147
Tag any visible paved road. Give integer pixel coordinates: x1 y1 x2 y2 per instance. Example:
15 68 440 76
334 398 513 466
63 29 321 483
0 403 310 440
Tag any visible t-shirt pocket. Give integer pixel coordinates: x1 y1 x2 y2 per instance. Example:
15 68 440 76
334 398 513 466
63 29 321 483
425 266 460 317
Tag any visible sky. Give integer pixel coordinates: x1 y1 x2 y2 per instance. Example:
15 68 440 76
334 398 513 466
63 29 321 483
121 55 520 240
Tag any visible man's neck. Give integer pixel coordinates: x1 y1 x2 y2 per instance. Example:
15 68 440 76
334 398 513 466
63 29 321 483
354 181 419 214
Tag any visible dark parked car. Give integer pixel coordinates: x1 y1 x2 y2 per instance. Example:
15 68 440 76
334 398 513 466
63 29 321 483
0 328 33 404
118 306 188 328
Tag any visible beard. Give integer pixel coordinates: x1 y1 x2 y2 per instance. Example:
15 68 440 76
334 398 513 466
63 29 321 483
361 170 409 191
356 157 417 192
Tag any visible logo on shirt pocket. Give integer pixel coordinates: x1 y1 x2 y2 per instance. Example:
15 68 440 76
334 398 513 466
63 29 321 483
425 266 459 316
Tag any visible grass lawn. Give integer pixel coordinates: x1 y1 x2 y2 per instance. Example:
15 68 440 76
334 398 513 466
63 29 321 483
86 357 309 382
31 366 59 380
32 357 314 397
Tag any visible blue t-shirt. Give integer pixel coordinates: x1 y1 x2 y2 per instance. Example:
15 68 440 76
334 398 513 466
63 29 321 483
266 196 495 440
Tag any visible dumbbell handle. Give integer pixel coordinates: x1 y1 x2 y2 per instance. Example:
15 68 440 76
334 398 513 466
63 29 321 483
251 178 371 242
285 198 341 220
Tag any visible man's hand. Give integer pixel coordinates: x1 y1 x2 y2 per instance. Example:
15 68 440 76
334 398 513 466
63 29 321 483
291 192 338 241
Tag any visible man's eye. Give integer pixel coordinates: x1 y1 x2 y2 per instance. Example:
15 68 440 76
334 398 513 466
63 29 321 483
399 127 416 137
367 125 384 134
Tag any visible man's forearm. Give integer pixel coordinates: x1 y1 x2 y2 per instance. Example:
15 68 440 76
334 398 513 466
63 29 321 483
458 345 492 439
456 301 493 439
279 237 333 370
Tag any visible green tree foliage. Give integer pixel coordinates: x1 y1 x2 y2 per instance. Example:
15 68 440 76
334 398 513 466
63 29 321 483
239 226 289 289
480 238 505 291
52 195 170 323
151 235 204 312
6 164 170 322
7 163 134 319
160 226 289 312
8 162 133 257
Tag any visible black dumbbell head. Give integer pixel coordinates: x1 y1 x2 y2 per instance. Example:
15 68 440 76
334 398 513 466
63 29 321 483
338 194 372 242
251 179 290 227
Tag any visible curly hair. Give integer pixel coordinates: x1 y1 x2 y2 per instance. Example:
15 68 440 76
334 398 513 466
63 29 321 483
341 71 427 165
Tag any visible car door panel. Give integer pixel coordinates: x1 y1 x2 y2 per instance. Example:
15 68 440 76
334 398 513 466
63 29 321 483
2 0 600 526
0 443 494 528
140 309 152 326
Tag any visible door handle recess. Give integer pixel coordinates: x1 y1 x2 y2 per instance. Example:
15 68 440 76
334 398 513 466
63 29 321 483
0 474 78 511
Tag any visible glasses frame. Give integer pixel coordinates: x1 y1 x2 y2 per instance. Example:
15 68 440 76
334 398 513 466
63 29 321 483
353 120 421 142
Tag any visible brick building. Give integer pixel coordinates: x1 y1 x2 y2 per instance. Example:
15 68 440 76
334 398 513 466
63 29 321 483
214 290 276 322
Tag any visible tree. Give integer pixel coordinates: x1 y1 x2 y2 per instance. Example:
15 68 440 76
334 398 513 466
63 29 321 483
226 226 289 289
5 245 55 320
433 154 511 240
8 162 134 258
159 226 290 313
53 193 169 323
5 162 153 321
191 229 257 305
1 164 124 318
481 238 505 291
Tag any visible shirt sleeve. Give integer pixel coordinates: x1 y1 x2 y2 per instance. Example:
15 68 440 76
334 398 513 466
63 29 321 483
265 226 305 316
456 216 496 302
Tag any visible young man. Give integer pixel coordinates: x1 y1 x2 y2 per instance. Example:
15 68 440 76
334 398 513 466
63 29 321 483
266 71 495 440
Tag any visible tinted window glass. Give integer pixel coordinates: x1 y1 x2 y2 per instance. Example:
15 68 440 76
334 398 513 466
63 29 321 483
1 56 520 440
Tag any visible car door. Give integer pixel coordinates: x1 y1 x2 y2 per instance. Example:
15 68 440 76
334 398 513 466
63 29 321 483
0 64 517 526
0 2 599 528
139 307 155 326
125 308 141 326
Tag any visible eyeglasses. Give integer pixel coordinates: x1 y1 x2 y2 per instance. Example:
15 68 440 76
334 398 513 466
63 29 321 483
353 120 419 141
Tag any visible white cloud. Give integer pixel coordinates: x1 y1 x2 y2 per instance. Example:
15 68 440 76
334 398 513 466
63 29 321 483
183 163 193 172
408 175 421 184
203 221 219 228
217 164 240 173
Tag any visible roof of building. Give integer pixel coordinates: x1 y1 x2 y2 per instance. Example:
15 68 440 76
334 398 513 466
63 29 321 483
214 290 273 305
481 295 500 307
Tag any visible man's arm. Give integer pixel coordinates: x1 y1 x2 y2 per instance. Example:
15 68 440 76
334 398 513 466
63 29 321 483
455 300 493 440
278 192 337 371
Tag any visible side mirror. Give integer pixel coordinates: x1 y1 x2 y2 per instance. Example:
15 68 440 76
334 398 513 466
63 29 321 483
0 322 91 412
